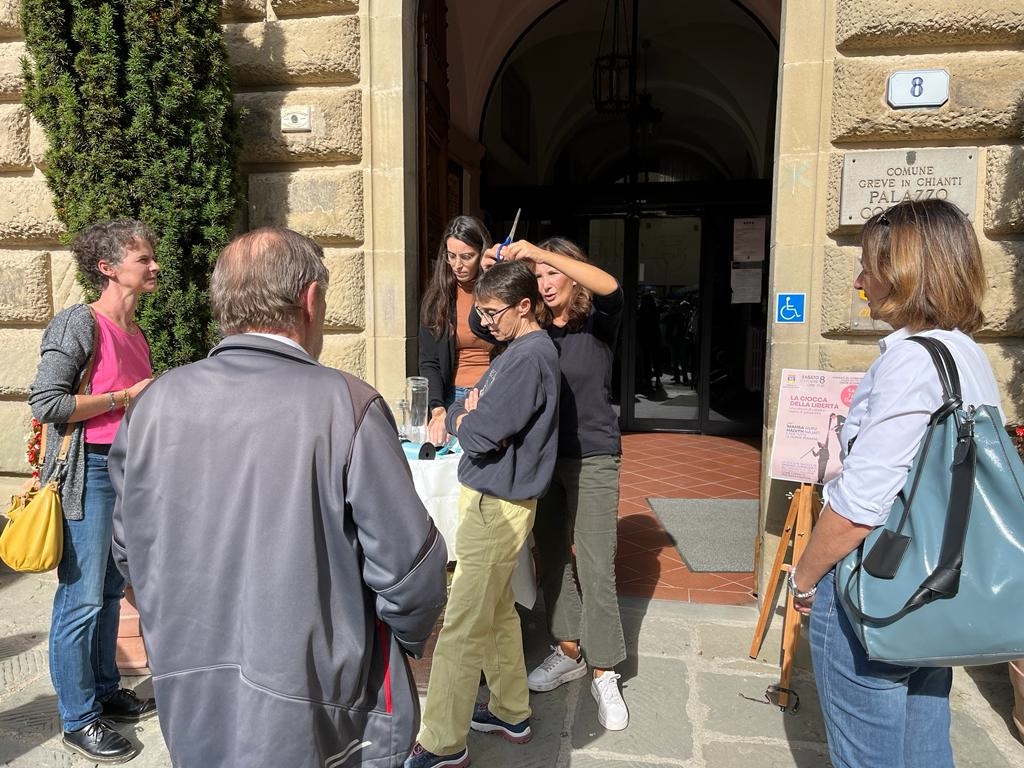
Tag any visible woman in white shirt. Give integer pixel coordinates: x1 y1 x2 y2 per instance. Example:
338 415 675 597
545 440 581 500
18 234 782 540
789 199 1002 768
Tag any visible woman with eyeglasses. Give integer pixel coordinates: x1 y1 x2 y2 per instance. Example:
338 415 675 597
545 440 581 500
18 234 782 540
407 260 560 768
418 215 495 445
790 199 1000 767
478 237 629 732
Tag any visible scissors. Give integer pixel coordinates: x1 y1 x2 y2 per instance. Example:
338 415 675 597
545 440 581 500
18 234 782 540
494 207 522 262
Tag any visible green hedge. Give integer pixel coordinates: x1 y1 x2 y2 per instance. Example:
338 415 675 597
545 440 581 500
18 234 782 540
22 1 241 370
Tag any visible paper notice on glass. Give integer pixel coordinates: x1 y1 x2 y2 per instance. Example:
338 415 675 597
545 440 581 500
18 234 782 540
731 262 762 304
733 217 766 262
769 369 865 485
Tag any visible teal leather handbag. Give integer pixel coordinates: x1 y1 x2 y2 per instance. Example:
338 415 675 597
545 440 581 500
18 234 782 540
836 336 1024 666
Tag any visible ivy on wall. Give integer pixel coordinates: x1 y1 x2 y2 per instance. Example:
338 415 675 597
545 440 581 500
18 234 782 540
21 0 241 369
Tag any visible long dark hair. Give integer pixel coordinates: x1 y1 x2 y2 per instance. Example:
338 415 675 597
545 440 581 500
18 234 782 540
420 215 492 337
535 237 593 332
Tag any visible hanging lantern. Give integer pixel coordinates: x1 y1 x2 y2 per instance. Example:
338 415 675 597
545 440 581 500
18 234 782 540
593 0 631 114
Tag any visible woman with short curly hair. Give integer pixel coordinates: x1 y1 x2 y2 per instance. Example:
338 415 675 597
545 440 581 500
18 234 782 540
29 219 161 763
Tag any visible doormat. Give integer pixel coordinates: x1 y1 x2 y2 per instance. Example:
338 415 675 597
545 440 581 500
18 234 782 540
647 498 757 572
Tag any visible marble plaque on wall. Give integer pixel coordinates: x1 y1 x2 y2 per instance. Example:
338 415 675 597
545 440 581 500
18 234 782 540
840 147 978 227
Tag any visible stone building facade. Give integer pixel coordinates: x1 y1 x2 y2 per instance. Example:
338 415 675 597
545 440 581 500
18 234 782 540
0 0 1022 599
0 0 418 500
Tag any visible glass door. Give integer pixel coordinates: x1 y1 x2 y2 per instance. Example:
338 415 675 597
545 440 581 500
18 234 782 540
581 213 703 432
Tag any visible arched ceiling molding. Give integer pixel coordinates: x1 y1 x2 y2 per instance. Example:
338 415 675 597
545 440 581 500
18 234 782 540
582 138 735 186
536 79 765 185
447 0 780 142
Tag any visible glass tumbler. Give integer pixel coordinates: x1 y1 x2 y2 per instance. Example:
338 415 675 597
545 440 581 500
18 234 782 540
406 376 429 444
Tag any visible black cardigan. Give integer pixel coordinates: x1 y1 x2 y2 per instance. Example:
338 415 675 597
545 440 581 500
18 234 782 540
418 323 455 412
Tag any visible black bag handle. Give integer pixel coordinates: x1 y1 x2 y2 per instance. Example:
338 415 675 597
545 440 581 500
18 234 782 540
842 336 977 626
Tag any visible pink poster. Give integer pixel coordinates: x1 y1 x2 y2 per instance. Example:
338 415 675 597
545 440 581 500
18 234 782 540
769 369 865 485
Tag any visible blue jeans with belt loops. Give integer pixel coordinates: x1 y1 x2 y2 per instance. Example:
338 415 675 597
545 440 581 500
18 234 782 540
49 450 125 731
810 570 953 768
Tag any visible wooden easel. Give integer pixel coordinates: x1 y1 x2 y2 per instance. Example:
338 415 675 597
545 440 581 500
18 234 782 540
748 483 819 710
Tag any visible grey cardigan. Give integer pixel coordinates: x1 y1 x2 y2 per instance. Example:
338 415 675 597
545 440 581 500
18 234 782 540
28 304 97 521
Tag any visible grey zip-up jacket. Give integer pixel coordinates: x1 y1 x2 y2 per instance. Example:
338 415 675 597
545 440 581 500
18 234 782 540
28 304 97 520
108 334 448 768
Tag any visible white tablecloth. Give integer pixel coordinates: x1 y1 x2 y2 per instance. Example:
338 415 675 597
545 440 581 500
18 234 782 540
407 453 536 609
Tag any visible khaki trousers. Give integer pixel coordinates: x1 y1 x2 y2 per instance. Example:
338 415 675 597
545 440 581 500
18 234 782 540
417 486 536 755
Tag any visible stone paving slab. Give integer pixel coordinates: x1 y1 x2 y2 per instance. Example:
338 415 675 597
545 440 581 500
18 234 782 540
1 566 1022 767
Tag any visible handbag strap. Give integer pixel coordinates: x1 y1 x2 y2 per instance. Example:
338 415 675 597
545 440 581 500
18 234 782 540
52 306 100 471
843 335 978 625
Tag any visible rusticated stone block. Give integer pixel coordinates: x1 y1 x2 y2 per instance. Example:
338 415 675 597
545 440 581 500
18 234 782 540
817 341 881 374
0 0 20 39
0 104 29 171
836 0 1024 50
0 178 62 242
984 145 1024 236
271 0 359 16
984 342 1024 423
0 40 25 99
979 239 1024 337
237 87 361 163
0 400 32 473
222 0 265 22
319 334 365 379
821 239 1024 338
49 249 84 311
832 53 1024 143
0 251 49 324
0 328 43 397
323 249 364 331
226 16 359 87
28 114 46 168
821 245 858 335
248 170 363 243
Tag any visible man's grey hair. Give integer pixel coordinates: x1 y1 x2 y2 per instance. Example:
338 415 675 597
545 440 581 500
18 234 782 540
72 219 158 290
210 227 329 336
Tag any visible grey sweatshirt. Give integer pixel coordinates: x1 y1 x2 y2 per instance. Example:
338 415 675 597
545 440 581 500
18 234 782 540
446 329 559 500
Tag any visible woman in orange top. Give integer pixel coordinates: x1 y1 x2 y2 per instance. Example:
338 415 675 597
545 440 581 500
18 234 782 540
419 215 494 445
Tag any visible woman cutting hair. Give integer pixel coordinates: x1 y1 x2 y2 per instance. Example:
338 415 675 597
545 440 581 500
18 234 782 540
789 199 1002 768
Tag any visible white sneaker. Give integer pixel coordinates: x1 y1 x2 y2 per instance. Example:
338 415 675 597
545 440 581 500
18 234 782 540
527 645 588 692
591 672 628 730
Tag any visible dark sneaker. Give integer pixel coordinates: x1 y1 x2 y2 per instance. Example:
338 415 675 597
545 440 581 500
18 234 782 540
101 688 157 723
403 742 470 768
62 719 137 764
469 703 533 744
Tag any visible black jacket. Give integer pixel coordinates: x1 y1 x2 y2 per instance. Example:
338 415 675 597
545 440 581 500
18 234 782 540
418 323 455 411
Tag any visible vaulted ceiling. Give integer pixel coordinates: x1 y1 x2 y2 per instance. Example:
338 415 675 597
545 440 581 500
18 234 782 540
446 0 781 185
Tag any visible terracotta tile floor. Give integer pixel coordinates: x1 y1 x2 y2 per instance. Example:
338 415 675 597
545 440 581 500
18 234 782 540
615 432 761 604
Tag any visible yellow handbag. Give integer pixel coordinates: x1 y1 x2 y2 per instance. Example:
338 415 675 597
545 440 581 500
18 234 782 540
1 307 98 572
0 478 64 572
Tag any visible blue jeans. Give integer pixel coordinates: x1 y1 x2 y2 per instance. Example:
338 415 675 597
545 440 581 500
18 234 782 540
810 571 953 768
449 386 473 408
49 451 125 731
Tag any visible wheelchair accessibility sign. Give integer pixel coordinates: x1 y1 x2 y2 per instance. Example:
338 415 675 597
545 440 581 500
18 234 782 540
776 293 806 324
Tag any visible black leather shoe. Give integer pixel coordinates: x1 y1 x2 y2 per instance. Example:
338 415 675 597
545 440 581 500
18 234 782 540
101 688 157 723
62 719 137 764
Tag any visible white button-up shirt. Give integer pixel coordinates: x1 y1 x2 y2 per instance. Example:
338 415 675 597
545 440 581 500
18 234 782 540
823 327 1004 527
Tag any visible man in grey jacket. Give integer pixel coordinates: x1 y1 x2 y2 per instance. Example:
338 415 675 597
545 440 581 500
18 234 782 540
109 227 448 768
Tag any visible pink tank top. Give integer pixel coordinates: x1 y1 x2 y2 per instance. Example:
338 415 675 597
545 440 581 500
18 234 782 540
84 311 152 445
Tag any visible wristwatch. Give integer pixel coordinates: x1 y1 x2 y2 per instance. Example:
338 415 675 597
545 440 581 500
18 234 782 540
787 568 817 599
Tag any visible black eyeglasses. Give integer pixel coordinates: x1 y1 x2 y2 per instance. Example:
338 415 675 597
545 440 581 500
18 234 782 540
878 213 889 226
475 304 514 324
